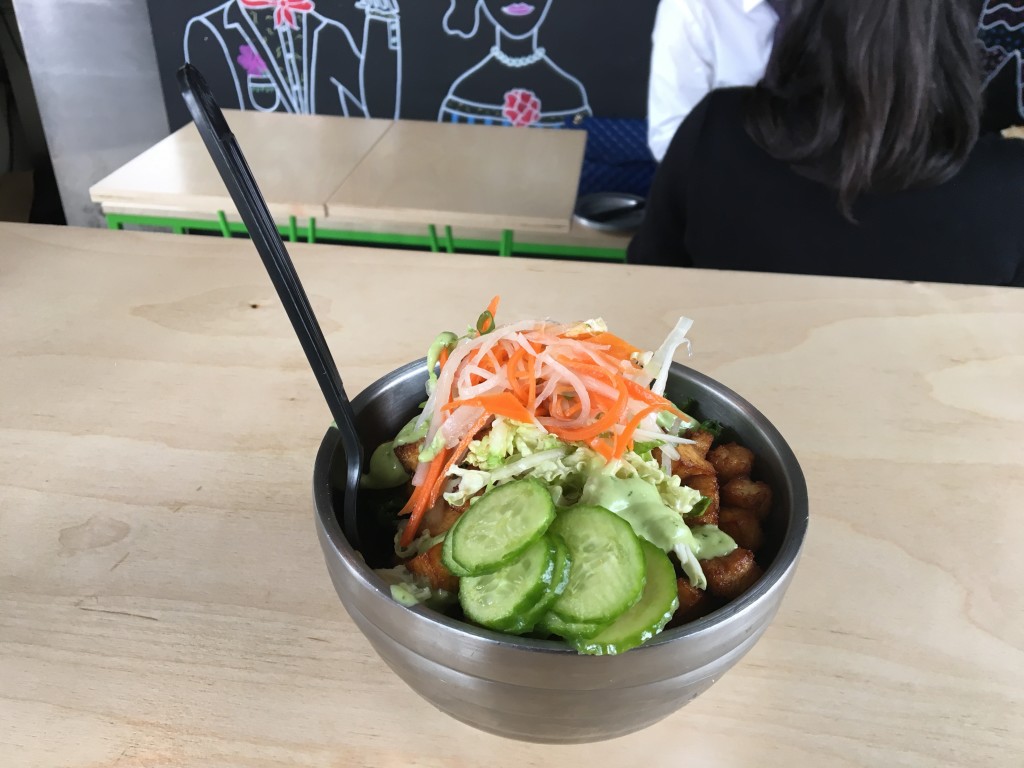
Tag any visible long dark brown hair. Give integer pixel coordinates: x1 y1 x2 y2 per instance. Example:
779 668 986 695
746 0 983 218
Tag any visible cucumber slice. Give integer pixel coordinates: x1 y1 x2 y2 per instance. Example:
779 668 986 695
573 539 680 656
449 478 556 576
440 514 472 577
537 610 606 641
549 505 646 624
507 534 572 635
459 535 557 632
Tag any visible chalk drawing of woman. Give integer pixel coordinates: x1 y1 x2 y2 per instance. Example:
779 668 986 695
438 0 592 127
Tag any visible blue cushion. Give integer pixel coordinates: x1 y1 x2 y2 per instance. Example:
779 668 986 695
563 116 657 198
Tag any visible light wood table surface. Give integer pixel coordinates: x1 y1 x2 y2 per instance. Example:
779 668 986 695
88 111 392 220
326 120 587 232
2 223 1022 767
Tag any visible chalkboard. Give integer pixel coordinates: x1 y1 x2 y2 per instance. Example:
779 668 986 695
979 0 1024 130
148 0 660 131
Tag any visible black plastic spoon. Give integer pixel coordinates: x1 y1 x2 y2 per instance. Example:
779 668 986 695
177 63 363 548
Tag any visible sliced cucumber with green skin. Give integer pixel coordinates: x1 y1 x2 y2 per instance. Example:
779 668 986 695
440 514 472 577
549 505 646 624
537 610 606 642
459 535 557 632
506 534 573 635
449 478 556 576
573 539 680 656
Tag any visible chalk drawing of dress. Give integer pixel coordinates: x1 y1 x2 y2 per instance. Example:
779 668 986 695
184 0 402 118
438 0 592 127
978 0 1024 121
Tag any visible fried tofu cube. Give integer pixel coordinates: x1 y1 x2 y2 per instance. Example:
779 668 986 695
406 543 459 593
671 577 715 625
701 548 763 600
420 502 463 537
672 442 716 479
686 429 715 459
720 477 773 519
708 443 755 483
393 440 423 474
718 506 764 553
681 473 719 526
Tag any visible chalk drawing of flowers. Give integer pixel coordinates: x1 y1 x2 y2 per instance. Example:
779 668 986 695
503 89 541 126
237 45 269 77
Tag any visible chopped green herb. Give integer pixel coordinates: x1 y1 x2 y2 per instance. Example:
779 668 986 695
476 310 495 335
698 419 724 439
675 398 697 414
688 496 712 517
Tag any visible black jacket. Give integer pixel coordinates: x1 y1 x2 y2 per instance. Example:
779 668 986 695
628 89 1024 287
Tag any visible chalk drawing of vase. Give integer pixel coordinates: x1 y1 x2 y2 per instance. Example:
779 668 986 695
439 0 592 126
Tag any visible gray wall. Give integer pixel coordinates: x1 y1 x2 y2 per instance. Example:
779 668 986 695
11 0 170 226
1 3 45 168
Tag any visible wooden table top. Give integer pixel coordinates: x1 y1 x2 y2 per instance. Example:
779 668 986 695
2 223 1022 767
325 120 587 232
88 111 392 220
89 114 587 234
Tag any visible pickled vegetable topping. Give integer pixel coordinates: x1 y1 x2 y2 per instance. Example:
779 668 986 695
372 298 770 655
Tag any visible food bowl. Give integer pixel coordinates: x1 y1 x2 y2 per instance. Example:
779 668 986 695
313 359 808 744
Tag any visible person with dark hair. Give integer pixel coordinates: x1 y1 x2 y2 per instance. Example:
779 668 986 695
647 0 1021 161
628 0 1024 287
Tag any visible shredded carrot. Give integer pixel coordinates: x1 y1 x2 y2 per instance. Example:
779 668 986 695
551 389 583 421
589 438 614 462
442 392 535 424
507 347 532 409
524 354 537 413
621 378 690 421
438 346 450 370
613 403 662 459
476 295 501 335
549 378 628 442
572 332 641 361
399 448 449 546
425 412 491 512
413 308 693 493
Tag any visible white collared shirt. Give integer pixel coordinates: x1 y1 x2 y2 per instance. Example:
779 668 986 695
647 0 779 160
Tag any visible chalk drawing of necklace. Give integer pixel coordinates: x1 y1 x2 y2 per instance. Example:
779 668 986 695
491 46 546 68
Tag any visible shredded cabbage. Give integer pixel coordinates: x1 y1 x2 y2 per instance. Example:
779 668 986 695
562 318 608 337
393 525 447 560
465 417 562 469
443 448 573 507
376 565 456 608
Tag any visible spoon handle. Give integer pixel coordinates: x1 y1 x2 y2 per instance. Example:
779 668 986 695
176 64 363 490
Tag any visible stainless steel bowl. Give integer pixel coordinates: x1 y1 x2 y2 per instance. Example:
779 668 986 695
314 359 808 744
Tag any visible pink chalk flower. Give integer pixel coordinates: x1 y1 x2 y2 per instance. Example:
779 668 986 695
237 45 268 77
503 89 541 127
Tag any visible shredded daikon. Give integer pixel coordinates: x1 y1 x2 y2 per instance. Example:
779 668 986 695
646 317 694 397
